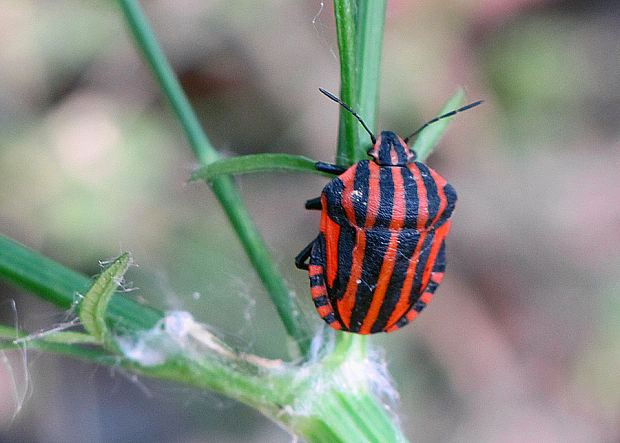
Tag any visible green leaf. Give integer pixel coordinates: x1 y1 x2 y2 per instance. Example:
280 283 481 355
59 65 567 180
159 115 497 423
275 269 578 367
190 154 332 182
79 253 131 345
411 89 465 163
0 234 162 331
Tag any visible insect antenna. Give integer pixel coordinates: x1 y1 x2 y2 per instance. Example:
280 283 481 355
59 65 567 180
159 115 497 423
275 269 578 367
403 100 483 143
319 88 376 144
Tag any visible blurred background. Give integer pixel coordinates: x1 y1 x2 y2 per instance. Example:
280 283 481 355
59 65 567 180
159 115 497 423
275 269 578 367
0 0 618 442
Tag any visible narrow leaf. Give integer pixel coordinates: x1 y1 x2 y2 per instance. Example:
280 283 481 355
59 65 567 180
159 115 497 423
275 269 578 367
411 89 466 163
190 154 332 181
79 254 131 344
353 1 386 162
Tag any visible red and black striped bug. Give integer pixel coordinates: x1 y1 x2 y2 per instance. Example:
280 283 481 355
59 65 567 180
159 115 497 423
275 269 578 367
296 89 482 334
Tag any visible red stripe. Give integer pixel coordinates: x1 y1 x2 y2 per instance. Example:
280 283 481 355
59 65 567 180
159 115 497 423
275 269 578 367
320 194 341 288
308 265 322 276
420 221 450 294
340 164 358 226
384 230 428 328
365 163 381 228
390 167 406 228
384 309 418 333
405 309 418 322
428 168 447 226
337 229 366 329
390 147 399 165
316 305 332 317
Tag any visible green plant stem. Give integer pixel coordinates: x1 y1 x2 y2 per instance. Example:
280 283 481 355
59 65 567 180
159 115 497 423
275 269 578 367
333 0 358 165
331 0 387 360
117 0 311 355
333 0 386 165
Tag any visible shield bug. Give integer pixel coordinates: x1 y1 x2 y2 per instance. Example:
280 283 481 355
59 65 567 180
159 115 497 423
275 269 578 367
296 89 481 334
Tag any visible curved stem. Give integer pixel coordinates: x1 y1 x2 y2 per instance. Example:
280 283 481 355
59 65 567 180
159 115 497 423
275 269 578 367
117 0 311 355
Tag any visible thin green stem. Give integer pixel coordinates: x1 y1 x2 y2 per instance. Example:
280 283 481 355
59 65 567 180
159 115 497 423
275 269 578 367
117 0 214 165
333 0 386 166
333 0 358 165
117 0 311 355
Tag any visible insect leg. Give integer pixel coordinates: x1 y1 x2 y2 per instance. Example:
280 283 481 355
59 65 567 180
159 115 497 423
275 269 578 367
295 238 316 270
305 197 322 210
315 162 347 175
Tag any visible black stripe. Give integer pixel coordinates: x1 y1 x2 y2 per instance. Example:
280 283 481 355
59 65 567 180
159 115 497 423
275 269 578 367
413 300 426 312
348 229 392 332
425 280 439 293
374 166 395 228
323 178 346 226
309 232 325 267
334 225 355 301
352 161 370 227
379 136 392 165
408 230 436 305
394 316 409 329
402 166 419 228
370 229 422 333
433 240 446 272
395 141 408 165
416 162 440 228
439 183 457 225
313 295 329 308
324 313 337 324
310 274 324 287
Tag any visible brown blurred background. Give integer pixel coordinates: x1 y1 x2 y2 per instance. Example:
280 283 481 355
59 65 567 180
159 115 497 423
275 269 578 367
0 1 618 442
